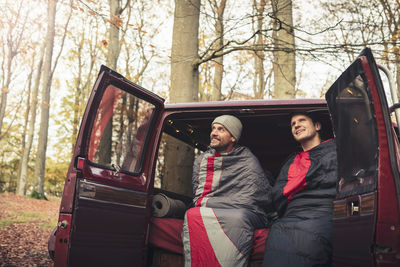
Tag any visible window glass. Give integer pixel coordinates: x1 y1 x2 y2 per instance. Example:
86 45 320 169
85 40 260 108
334 75 378 193
88 84 155 174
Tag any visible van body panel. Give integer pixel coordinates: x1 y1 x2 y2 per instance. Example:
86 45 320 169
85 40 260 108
54 66 165 266
326 48 400 266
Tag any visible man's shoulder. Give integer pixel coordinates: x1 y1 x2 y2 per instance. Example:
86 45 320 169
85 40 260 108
233 146 264 165
307 139 337 164
321 138 336 146
233 145 252 154
317 139 337 153
194 148 214 164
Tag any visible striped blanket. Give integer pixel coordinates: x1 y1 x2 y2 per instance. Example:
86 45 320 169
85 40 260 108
182 146 271 266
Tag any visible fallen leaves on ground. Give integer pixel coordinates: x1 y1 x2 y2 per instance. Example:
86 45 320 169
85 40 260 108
0 192 60 267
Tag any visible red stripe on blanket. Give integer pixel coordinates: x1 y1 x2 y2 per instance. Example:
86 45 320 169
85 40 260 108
196 156 215 206
283 152 310 201
187 207 220 266
149 217 269 260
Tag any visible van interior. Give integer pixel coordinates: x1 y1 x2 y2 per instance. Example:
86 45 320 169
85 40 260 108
148 105 334 266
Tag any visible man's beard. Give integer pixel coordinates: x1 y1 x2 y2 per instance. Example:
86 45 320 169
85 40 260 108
210 139 230 153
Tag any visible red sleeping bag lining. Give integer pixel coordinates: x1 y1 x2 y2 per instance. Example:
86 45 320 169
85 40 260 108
148 217 269 260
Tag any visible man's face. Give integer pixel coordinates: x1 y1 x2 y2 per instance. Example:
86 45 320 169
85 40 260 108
291 114 321 144
210 123 235 153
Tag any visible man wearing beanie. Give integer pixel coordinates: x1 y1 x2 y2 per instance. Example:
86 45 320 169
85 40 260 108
182 115 272 267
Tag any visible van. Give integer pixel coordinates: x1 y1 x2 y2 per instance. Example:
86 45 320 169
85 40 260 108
49 48 400 266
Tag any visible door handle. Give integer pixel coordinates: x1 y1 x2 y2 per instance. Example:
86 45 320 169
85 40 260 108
349 200 360 216
112 163 121 178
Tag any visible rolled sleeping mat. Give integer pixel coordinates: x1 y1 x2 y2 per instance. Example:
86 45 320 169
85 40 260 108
152 193 187 219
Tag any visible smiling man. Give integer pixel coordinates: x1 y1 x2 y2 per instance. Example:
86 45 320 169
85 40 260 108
263 111 337 267
291 113 322 151
182 115 272 267
209 116 241 153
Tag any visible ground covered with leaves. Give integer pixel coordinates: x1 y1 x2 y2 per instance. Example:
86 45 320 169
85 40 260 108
0 193 60 266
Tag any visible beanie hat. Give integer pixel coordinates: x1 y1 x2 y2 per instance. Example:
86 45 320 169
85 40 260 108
212 115 243 141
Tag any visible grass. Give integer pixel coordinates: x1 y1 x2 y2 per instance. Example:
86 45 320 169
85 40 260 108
0 210 58 229
0 193 60 230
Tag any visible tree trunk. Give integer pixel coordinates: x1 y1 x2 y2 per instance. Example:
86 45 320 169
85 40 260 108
98 0 128 165
17 49 43 195
107 0 123 70
211 0 226 101
163 0 200 196
33 0 57 198
169 0 200 103
70 15 97 154
71 33 84 154
0 60 11 139
397 61 400 101
271 0 296 99
0 34 15 139
253 0 267 99
16 73 32 194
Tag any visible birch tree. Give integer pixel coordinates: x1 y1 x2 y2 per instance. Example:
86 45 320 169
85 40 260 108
163 0 200 196
32 0 57 198
33 0 71 198
17 45 45 195
16 56 35 192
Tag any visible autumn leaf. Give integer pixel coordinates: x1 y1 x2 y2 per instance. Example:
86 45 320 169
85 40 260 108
0 193 60 266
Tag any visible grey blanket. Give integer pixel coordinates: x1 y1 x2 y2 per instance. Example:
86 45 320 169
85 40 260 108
183 146 272 266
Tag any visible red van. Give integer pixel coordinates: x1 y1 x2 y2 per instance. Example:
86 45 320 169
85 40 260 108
49 48 400 266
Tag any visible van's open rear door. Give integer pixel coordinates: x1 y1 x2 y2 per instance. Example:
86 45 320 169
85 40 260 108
54 66 164 267
326 48 400 266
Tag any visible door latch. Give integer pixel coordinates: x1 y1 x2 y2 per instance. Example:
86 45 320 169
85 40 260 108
112 163 121 178
58 220 68 229
349 200 360 216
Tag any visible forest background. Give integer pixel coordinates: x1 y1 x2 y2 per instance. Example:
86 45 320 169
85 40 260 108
0 0 399 199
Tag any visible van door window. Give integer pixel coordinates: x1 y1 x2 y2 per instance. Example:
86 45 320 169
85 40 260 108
87 84 155 174
331 75 378 197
